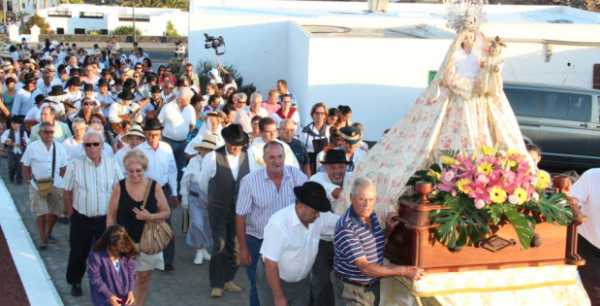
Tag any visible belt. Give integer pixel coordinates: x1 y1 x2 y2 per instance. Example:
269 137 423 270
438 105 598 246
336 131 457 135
335 272 376 288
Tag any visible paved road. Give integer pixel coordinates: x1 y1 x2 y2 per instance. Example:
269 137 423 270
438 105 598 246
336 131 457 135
0 158 247 306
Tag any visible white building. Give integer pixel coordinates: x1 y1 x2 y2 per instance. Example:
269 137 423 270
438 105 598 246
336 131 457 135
188 0 600 140
35 4 188 36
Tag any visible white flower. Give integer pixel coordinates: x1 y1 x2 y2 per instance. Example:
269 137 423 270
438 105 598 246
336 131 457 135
531 192 540 202
508 195 519 205
475 199 486 209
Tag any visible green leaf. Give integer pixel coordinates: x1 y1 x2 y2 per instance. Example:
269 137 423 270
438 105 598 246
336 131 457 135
486 204 504 225
504 206 535 249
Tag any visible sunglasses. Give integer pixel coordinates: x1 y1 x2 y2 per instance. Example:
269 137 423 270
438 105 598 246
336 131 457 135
84 142 101 147
42 130 54 134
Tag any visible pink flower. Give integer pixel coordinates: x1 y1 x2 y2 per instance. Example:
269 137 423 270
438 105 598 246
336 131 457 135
475 199 486 209
443 170 456 182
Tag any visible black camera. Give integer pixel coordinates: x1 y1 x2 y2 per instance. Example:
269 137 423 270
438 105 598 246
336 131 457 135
204 33 225 56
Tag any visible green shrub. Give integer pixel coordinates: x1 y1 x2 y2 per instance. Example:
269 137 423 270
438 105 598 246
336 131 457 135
112 26 141 36
21 14 52 34
165 21 179 37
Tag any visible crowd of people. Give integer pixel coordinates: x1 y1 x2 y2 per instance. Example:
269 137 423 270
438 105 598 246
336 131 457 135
0 39 423 306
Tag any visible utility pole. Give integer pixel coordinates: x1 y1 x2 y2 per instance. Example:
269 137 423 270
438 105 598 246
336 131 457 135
132 4 136 43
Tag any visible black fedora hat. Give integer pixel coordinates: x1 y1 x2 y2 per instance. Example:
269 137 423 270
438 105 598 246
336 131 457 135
143 117 163 131
118 90 135 101
48 85 66 96
339 126 361 145
294 181 331 212
321 149 350 165
221 124 248 146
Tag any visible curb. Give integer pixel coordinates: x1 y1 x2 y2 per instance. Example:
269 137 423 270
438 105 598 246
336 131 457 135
0 179 63 306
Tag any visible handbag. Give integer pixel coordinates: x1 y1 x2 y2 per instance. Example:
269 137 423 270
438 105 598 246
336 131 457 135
138 180 174 255
35 142 55 197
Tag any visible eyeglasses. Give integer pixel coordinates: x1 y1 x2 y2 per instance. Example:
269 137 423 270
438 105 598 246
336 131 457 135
42 130 54 134
313 112 326 116
84 142 101 147
83 102 95 106
127 168 144 174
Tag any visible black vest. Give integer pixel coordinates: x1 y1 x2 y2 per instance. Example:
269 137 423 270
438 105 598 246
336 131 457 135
208 146 250 214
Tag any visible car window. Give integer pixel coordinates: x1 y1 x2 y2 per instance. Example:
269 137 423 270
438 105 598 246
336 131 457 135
566 94 591 122
505 88 544 117
542 92 569 120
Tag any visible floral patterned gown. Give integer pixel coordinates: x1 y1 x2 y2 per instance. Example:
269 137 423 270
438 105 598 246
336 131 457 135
342 30 530 221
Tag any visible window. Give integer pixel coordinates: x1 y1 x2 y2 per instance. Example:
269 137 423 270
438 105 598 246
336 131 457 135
56 28 64 34
74 28 86 34
505 88 544 117
48 9 71 17
565 93 591 122
541 91 569 120
80 12 104 19
118 15 150 22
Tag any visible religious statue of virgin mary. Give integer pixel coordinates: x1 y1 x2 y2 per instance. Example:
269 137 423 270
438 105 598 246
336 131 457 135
343 1 532 219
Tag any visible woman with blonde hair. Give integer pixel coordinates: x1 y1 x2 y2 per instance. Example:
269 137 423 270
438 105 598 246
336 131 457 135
107 149 171 306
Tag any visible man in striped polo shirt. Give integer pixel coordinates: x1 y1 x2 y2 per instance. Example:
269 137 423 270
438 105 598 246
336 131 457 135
333 177 423 306
62 129 123 297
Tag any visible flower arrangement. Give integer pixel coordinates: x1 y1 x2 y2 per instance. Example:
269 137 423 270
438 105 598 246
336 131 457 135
407 146 573 250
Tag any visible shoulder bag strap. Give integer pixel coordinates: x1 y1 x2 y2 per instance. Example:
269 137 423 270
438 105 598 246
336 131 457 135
51 141 56 179
140 179 153 210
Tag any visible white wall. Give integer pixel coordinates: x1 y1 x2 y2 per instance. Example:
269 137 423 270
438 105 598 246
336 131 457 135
287 22 310 124
304 36 600 140
189 21 290 96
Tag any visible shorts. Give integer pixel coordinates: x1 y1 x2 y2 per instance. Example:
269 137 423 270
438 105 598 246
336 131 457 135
29 185 64 217
135 251 164 272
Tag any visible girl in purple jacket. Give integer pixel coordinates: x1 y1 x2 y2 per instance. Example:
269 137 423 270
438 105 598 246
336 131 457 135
87 225 137 306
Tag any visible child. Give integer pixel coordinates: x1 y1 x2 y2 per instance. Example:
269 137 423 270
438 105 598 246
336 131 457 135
87 225 136 306
1 115 28 184
526 143 542 166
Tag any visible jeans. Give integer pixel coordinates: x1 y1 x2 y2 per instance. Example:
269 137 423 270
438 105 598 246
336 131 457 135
163 136 187 184
246 235 263 306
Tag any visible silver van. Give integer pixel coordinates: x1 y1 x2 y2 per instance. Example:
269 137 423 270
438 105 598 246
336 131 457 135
504 82 600 170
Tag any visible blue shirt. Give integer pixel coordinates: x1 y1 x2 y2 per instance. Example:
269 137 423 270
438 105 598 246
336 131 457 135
333 207 385 284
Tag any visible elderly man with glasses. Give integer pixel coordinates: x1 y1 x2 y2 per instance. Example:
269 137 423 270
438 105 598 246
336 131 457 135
63 129 123 297
21 121 69 250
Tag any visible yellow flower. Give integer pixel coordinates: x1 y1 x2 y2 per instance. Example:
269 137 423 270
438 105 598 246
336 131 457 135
481 145 496 156
440 155 458 166
507 148 519 156
427 170 441 180
512 187 528 205
501 158 517 169
489 186 507 204
535 170 551 190
457 178 472 194
477 162 493 176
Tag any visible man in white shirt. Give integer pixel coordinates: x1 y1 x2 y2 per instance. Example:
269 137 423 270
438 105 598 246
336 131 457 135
571 169 600 303
248 117 299 170
63 129 123 297
35 64 61 96
158 87 196 182
309 149 353 305
21 122 69 249
108 90 143 126
256 181 339 306
137 118 178 271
